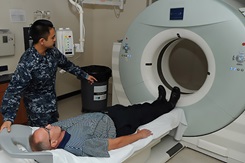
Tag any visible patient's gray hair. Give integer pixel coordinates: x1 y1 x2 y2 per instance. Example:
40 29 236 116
29 135 50 151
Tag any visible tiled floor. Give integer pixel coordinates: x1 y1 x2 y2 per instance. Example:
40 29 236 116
167 148 224 163
57 94 83 120
57 94 224 163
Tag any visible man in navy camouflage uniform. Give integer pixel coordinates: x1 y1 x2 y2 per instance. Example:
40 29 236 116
0 19 97 132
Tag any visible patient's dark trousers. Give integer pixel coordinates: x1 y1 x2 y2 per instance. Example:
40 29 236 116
106 100 173 137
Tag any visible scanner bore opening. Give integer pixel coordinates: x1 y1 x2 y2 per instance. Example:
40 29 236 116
157 39 208 94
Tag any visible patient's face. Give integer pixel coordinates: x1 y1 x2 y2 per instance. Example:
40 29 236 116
34 124 62 145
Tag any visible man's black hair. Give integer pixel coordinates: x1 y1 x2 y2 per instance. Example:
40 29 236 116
29 19 54 44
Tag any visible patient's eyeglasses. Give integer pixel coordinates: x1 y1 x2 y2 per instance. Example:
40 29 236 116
42 127 51 143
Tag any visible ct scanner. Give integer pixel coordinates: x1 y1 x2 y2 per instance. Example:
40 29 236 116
112 0 245 162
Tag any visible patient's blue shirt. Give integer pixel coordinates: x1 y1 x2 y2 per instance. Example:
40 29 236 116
52 113 116 157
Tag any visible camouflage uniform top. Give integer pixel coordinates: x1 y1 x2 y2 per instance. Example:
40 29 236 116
1 46 88 126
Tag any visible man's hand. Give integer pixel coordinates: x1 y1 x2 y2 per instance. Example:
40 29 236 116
108 129 153 151
136 129 153 138
87 75 97 84
0 121 12 132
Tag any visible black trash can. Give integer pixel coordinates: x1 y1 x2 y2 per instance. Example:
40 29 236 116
80 65 112 112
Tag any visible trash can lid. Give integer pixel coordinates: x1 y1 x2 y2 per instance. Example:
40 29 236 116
81 65 112 82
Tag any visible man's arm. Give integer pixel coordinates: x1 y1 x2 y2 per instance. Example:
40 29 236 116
108 129 152 151
0 64 32 132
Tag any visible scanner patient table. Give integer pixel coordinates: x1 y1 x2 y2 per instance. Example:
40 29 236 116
0 108 187 163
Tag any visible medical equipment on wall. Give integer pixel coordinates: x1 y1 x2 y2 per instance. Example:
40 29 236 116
112 0 245 162
0 29 15 57
81 0 124 10
68 0 125 53
56 28 74 57
23 27 33 51
33 10 51 21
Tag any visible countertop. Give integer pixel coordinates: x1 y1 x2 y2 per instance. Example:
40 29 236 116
0 74 12 84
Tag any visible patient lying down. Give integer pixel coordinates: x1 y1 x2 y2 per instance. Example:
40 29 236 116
29 85 180 157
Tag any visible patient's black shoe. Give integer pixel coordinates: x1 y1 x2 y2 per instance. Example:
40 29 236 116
169 86 181 108
157 85 166 102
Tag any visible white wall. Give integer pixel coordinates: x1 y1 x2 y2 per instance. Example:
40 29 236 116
88 0 147 66
0 0 147 96
0 0 53 73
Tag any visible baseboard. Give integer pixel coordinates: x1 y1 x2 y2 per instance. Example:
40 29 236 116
57 90 81 101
